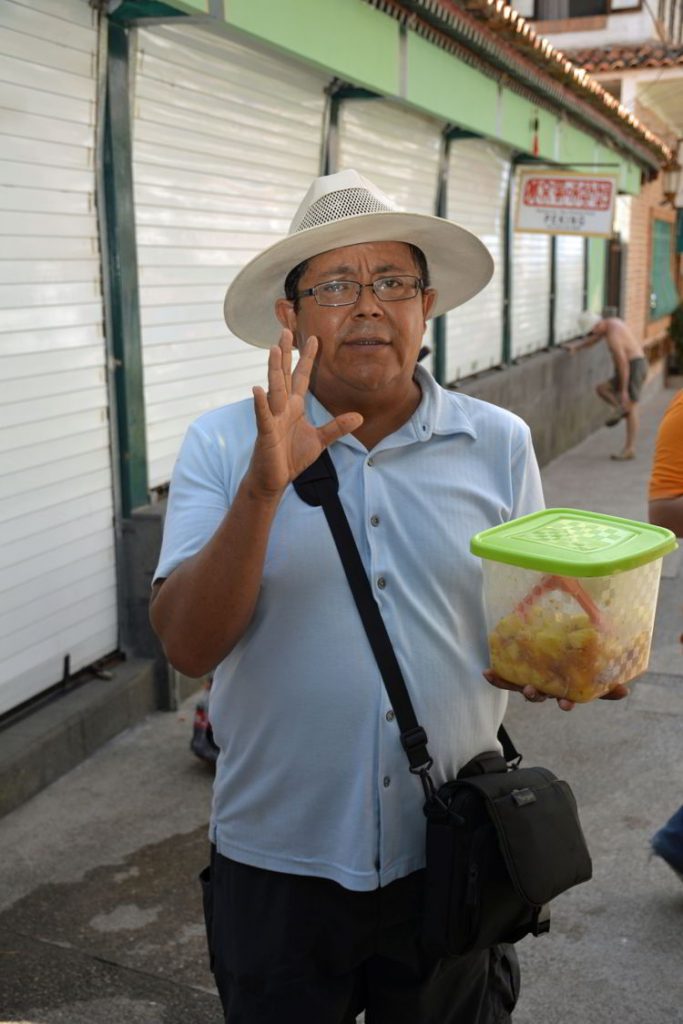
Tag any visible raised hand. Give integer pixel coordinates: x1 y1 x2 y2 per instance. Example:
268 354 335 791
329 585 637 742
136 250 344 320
248 329 363 499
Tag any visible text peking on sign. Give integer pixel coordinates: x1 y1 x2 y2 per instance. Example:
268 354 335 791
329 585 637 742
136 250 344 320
515 169 618 237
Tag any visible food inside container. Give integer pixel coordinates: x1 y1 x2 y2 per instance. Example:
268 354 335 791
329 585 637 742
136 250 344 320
471 509 677 703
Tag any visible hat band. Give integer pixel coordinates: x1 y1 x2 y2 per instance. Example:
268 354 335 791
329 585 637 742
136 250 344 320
293 187 395 233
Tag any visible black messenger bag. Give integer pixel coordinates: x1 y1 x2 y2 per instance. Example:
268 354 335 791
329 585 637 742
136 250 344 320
423 750 592 954
294 451 593 957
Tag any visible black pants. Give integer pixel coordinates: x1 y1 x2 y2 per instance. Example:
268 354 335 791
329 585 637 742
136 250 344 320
200 848 519 1024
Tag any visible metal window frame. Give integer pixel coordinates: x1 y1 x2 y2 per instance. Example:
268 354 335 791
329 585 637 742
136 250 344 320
434 126 488 383
101 21 149 517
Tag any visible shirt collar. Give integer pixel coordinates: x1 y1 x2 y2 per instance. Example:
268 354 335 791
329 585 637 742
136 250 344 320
411 364 477 442
304 363 477 450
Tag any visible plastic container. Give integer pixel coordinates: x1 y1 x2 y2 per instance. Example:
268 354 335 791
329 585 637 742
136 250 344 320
470 508 677 703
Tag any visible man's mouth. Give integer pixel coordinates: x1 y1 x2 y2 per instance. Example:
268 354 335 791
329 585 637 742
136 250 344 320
343 338 390 346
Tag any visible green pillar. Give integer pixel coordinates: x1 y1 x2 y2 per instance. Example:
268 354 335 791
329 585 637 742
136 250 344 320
102 22 148 515
548 235 557 347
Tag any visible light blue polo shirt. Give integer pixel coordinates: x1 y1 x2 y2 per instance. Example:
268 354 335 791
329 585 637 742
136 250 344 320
155 365 544 891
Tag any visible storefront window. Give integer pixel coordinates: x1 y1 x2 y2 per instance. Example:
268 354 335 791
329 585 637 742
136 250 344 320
650 219 679 320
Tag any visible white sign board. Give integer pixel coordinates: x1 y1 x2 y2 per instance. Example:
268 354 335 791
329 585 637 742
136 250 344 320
515 170 618 237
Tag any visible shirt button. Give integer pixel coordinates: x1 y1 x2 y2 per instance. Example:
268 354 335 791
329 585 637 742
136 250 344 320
385 710 395 722
377 576 386 590
383 776 391 788
370 515 380 527
367 457 374 467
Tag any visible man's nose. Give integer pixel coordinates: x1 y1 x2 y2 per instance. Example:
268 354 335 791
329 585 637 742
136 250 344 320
352 284 384 316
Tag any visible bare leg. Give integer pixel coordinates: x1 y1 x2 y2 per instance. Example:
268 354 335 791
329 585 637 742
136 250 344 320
611 404 638 459
596 381 620 408
623 404 638 455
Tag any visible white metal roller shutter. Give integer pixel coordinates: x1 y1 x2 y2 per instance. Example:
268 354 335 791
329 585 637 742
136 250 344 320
511 175 551 358
132 25 328 488
336 99 442 375
0 0 118 715
554 235 585 343
445 139 509 383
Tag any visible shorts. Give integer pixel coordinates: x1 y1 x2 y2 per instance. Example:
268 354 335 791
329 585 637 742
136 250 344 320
200 848 520 1024
609 356 647 403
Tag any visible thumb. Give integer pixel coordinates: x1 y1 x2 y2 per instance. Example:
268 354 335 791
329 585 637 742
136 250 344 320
317 412 363 448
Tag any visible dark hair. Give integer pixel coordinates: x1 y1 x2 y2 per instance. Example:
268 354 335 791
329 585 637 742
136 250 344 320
284 243 430 308
284 259 311 307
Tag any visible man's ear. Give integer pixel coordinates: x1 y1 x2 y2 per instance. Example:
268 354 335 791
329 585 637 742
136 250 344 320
422 288 437 323
275 298 297 336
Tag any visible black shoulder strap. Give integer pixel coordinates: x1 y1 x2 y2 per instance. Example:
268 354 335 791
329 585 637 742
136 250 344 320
293 450 520 779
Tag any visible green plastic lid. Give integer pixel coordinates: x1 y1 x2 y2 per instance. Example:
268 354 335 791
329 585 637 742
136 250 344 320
470 508 677 577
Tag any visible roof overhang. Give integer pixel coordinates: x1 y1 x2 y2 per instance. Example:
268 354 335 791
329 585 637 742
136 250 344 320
365 0 673 171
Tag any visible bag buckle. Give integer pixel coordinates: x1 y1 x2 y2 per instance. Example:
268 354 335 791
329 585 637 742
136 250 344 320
402 725 429 757
411 765 437 803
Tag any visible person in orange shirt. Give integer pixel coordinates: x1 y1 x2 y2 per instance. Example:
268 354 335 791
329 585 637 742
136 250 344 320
648 388 683 884
648 389 683 537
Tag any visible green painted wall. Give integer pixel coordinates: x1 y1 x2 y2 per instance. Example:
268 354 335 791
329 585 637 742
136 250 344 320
623 161 642 195
587 237 607 314
559 123 595 168
224 0 399 96
535 108 557 160
404 33 498 135
498 89 533 151
137 0 646 192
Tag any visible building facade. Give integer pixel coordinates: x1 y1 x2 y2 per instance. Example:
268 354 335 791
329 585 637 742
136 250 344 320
0 0 677 724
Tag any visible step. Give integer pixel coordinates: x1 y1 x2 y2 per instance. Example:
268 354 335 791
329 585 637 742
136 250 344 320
0 658 156 819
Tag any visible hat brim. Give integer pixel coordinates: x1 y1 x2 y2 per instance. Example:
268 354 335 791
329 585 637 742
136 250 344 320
224 212 494 348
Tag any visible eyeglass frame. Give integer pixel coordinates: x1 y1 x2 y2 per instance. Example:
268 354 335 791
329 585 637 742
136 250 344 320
295 274 425 308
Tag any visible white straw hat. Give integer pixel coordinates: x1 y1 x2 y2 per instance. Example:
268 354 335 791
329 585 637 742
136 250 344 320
224 169 494 348
577 310 602 334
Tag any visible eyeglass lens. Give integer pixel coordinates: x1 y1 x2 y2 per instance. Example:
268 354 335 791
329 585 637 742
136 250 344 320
313 276 420 306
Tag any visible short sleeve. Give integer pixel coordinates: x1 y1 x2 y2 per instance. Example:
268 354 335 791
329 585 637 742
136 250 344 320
154 420 231 583
510 426 545 519
648 392 683 501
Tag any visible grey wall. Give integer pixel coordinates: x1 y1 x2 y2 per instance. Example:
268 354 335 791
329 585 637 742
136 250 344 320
458 344 618 467
121 505 172 707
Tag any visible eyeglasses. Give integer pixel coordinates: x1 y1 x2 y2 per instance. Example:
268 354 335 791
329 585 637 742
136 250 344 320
296 275 423 307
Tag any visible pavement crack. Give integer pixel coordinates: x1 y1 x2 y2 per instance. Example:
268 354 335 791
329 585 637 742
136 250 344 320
3 926 217 998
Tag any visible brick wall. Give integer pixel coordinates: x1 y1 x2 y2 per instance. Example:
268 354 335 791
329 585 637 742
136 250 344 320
622 171 676 356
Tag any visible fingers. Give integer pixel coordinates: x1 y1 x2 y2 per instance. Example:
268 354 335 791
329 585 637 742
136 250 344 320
252 386 274 436
292 336 318 397
482 671 575 711
317 412 363 448
482 669 510 689
522 685 548 704
267 345 288 416
600 684 630 701
482 670 525 694
279 329 293 396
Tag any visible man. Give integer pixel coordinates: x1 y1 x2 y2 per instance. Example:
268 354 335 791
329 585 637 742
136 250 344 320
576 310 647 461
647 387 683 884
150 171 621 1024
648 388 683 536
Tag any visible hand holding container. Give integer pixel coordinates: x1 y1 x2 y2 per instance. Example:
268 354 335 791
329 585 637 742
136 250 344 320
471 509 677 703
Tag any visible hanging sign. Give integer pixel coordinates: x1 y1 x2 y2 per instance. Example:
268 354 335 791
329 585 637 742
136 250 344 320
515 169 618 237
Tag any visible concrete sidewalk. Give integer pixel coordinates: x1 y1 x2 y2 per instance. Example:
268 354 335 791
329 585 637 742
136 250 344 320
0 382 681 1024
